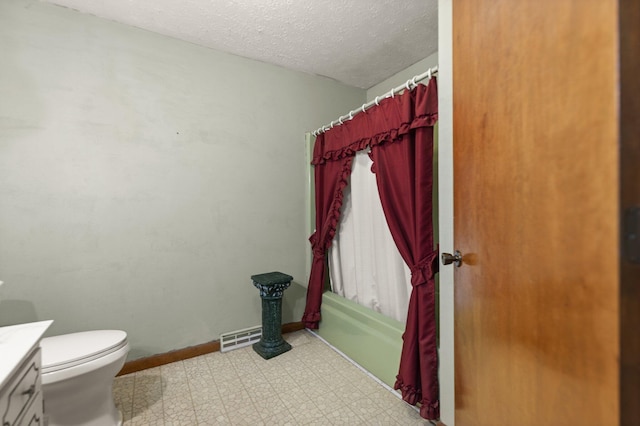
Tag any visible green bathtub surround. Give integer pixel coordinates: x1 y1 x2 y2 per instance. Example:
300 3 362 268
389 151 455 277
251 272 293 359
317 292 404 388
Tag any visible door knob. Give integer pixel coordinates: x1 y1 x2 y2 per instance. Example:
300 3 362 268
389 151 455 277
441 250 462 267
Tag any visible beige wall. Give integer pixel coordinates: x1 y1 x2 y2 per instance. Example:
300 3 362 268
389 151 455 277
366 52 438 101
0 0 364 359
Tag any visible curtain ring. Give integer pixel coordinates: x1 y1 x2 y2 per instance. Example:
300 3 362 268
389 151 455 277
411 76 418 87
390 89 395 98
406 80 411 91
361 104 367 113
349 111 354 120
427 69 432 79
374 96 380 106
338 116 344 124
330 120 335 128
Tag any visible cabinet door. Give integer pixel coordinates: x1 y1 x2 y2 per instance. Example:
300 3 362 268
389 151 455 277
0 348 42 426
20 390 43 426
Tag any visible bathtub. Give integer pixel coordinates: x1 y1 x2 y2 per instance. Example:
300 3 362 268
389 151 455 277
315 291 404 387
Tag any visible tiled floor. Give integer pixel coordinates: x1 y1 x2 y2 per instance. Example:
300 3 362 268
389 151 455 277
113 330 433 425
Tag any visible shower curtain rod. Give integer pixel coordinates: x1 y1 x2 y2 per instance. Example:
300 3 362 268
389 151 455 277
312 65 438 136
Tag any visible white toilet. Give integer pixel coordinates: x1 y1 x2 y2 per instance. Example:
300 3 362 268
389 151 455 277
40 330 130 426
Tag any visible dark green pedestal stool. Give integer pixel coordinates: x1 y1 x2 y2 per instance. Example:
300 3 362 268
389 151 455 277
251 271 293 359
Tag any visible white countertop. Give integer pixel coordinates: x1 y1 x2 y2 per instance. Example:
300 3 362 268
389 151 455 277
0 320 53 388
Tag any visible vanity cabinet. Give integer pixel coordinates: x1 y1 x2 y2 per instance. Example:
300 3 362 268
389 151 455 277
0 321 52 426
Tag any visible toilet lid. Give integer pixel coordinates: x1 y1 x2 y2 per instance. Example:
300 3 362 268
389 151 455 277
40 330 128 373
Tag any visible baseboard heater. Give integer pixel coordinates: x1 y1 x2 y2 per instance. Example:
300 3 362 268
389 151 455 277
220 325 262 352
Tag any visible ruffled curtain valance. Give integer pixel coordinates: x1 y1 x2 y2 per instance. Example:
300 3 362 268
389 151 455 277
311 84 438 166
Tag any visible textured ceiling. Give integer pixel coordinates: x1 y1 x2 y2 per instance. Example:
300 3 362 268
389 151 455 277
41 0 438 89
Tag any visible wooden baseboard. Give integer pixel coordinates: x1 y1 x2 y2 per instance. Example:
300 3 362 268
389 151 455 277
281 321 305 334
117 322 304 376
117 340 221 376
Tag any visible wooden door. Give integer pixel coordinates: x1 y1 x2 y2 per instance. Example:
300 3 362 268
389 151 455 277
452 1 640 425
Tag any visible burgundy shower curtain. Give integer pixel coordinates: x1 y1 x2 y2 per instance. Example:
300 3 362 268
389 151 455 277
302 146 353 329
302 80 439 419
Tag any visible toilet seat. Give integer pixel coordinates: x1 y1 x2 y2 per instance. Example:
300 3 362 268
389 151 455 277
41 330 128 374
